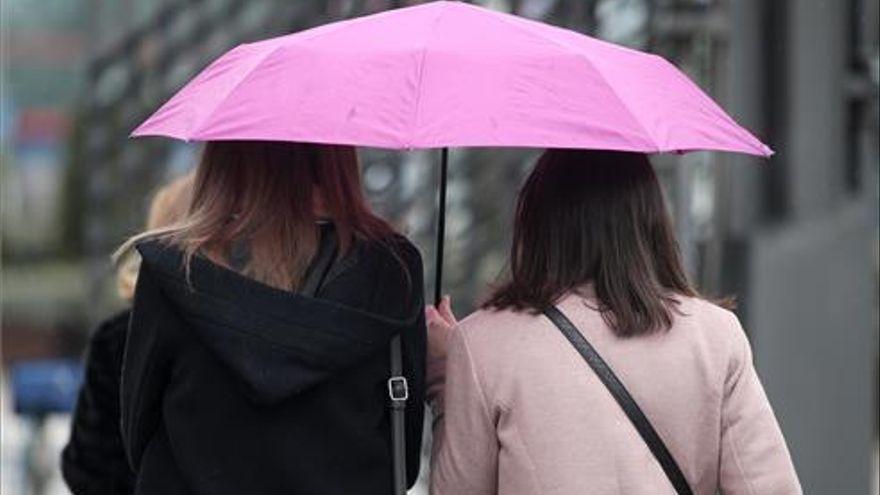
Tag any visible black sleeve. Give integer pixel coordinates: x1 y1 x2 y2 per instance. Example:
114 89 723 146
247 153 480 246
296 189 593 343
61 312 135 495
120 264 177 471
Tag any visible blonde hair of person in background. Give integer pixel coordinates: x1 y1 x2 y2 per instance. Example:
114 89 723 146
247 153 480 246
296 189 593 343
116 173 194 300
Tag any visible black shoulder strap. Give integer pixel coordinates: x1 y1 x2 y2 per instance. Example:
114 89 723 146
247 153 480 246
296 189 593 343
299 225 339 297
300 225 408 495
388 335 407 495
543 305 693 495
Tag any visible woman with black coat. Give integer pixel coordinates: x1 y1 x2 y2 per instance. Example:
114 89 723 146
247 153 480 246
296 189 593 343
117 141 426 495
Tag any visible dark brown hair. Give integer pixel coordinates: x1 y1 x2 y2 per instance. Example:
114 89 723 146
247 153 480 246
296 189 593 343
484 149 700 337
121 141 394 291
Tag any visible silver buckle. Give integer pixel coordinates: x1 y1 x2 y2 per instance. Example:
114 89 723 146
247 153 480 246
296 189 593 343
388 376 409 402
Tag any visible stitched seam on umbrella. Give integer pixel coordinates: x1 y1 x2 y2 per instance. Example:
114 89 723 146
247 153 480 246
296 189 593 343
189 9 406 137
190 45 284 137
662 60 769 155
583 56 663 152
408 3 448 149
480 9 663 152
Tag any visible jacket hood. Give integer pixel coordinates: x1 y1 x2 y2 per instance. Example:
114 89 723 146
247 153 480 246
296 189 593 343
136 240 419 405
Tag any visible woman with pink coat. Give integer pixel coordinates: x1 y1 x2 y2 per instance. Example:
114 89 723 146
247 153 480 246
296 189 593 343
426 149 801 495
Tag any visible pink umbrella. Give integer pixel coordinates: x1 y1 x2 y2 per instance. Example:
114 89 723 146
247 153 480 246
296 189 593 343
133 0 772 302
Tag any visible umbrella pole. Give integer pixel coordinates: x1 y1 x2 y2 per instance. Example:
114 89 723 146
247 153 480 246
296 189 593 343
433 147 449 306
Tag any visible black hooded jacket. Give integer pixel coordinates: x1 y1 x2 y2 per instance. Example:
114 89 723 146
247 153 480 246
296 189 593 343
122 233 426 495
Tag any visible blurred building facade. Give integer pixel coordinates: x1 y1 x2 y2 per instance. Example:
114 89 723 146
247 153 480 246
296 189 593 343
719 1 879 493
2 0 878 493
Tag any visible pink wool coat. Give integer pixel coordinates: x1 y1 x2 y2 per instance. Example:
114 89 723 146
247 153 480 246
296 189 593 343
428 291 801 495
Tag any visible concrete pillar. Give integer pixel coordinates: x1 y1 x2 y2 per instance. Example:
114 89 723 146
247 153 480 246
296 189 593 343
784 0 849 218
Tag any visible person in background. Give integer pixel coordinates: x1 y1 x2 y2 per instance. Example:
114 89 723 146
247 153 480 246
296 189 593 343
61 173 193 495
426 149 801 495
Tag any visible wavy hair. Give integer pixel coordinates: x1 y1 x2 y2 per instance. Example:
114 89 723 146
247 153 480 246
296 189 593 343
118 141 394 291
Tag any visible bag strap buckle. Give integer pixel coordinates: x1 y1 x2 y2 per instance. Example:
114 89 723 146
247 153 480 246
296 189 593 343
388 376 409 406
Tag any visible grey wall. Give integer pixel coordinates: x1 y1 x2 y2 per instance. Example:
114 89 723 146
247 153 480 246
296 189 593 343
748 199 876 494
725 0 878 492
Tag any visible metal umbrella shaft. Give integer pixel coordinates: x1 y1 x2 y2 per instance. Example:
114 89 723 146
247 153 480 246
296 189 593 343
434 147 449 306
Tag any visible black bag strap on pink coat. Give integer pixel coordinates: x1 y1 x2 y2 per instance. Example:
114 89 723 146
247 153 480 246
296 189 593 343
543 305 693 495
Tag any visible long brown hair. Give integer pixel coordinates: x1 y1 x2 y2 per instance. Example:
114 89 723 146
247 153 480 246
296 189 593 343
121 140 393 291
485 149 700 337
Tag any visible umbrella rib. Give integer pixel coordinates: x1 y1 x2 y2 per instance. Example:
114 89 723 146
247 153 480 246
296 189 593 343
407 2 449 149
580 55 664 152
188 11 393 139
477 9 664 152
189 45 285 139
660 59 772 156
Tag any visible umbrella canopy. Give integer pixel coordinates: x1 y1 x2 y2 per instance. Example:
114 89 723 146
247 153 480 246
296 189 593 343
133 1 771 157
131 7 771 492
